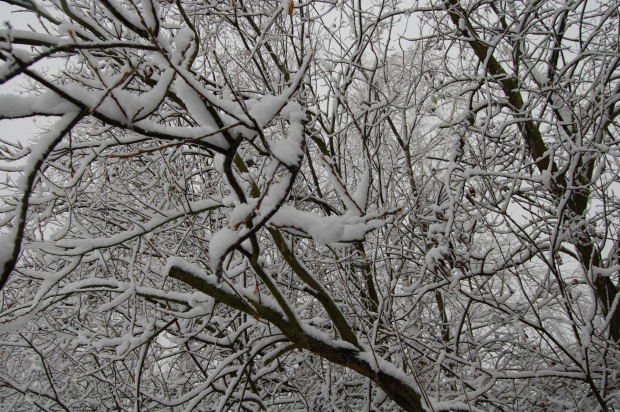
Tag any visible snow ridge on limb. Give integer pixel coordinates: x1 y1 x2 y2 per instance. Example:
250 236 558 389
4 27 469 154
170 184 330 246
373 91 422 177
168 259 429 412
0 109 87 292
206 57 311 281
2 0 618 409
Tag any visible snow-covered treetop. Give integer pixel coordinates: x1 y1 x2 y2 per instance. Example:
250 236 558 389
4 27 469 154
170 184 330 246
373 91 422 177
1 0 620 410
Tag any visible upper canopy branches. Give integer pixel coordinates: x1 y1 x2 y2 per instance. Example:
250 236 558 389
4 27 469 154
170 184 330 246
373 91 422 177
1 0 620 410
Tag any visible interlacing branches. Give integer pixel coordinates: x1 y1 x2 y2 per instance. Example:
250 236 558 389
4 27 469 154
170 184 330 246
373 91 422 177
1 0 620 411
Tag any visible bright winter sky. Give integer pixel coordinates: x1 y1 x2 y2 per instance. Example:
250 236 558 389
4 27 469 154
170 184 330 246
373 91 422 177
0 3 47 143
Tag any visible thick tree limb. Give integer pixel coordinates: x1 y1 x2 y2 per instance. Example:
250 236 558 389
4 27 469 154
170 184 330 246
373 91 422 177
169 263 428 412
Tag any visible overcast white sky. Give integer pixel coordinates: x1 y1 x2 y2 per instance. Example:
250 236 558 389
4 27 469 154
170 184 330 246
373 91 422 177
1 3 53 143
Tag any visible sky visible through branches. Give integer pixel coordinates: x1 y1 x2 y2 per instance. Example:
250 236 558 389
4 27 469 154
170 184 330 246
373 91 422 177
1 0 620 411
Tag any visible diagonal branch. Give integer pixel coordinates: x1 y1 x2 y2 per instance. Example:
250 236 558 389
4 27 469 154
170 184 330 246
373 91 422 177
444 0 620 341
168 263 427 412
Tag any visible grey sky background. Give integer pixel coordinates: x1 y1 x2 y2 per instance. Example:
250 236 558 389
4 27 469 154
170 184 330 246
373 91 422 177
1 3 47 143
